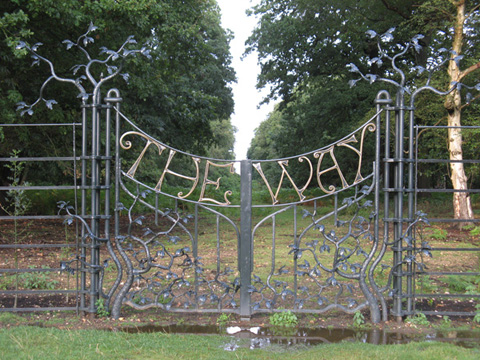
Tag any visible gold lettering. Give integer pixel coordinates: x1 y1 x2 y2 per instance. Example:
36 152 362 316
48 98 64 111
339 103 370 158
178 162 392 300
253 162 278 204
254 157 313 205
314 146 348 194
120 131 166 178
277 157 312 201
337 123 375 184
155 150 200 199
337 135 362 183
198 161 235 205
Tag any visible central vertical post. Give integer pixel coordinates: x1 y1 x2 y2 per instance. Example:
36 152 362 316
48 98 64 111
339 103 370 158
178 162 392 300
239 160 253 318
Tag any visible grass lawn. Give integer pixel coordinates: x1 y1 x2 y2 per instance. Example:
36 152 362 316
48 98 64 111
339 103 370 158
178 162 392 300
1 325 479 360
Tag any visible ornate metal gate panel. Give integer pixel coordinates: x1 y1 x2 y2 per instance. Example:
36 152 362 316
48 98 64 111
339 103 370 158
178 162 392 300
95 99 388 323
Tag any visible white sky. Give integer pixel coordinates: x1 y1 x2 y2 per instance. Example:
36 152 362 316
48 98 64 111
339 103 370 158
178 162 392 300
217 0 275 161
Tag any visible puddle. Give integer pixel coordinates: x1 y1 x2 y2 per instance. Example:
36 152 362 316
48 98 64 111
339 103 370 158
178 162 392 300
121 324 480 351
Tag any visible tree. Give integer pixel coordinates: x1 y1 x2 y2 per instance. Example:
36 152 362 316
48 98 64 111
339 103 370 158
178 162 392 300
246 0 480 220
245 0 417 104
206 118 240 191
247 106 282 161
0 0 235 187
400 0 480 221
208 118 237 160
247 106 283 184
442 0 478 221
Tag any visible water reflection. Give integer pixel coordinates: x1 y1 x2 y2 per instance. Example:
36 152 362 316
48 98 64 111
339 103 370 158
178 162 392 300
121 324 480 350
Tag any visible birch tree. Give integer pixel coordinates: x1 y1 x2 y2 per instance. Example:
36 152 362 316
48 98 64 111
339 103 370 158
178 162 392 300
443 0 478 221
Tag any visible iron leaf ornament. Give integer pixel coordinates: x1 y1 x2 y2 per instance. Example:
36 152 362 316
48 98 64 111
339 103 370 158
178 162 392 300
16 22 152 116
347 28 480 104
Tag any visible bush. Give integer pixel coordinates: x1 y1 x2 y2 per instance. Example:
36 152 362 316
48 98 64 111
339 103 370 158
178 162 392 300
269 310 298 327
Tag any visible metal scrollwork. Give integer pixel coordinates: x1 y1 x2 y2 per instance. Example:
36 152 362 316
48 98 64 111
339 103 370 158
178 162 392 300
108 186 241 317
248 185 380 319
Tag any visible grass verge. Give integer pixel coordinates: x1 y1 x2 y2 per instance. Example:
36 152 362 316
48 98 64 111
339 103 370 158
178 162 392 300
0 326 479 360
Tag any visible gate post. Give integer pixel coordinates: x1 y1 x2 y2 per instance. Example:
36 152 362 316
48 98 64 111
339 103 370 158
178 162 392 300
374 90 392 322
80 100 88 313
239 160 253 318
392 88 406 321
88 91 102 315
104 89 123 312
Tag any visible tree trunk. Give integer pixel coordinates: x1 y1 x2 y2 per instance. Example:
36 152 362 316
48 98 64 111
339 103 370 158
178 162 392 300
444 0 474 224
447 99 474 221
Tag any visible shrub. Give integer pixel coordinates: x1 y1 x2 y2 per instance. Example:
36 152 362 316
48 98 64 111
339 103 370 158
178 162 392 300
269 310 298 327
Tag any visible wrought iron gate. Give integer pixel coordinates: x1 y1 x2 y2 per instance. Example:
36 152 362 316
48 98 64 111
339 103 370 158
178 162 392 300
2 28 479 322
98 96 385 322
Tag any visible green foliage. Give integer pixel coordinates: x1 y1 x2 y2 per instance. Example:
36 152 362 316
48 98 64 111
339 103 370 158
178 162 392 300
474 304 480 324
1 150 31 216
131 296 143 305
0 274 13 290
19 267 58 290
1 151 33 307
95 298 110 318
216 313 231 327
247 106 283 162
430 228 448 241
416 275 438 294
246 0 411 103
444 275 480 295
29 189 77 216
469 226 480 237
352 311 365 328
207 119 237 160
436 316 452 329
406 312 430 327
269 310 298 327
158 295 170 305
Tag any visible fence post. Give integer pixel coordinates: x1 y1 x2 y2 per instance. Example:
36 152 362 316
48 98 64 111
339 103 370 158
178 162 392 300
374 90 392 322
239 160 253 318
